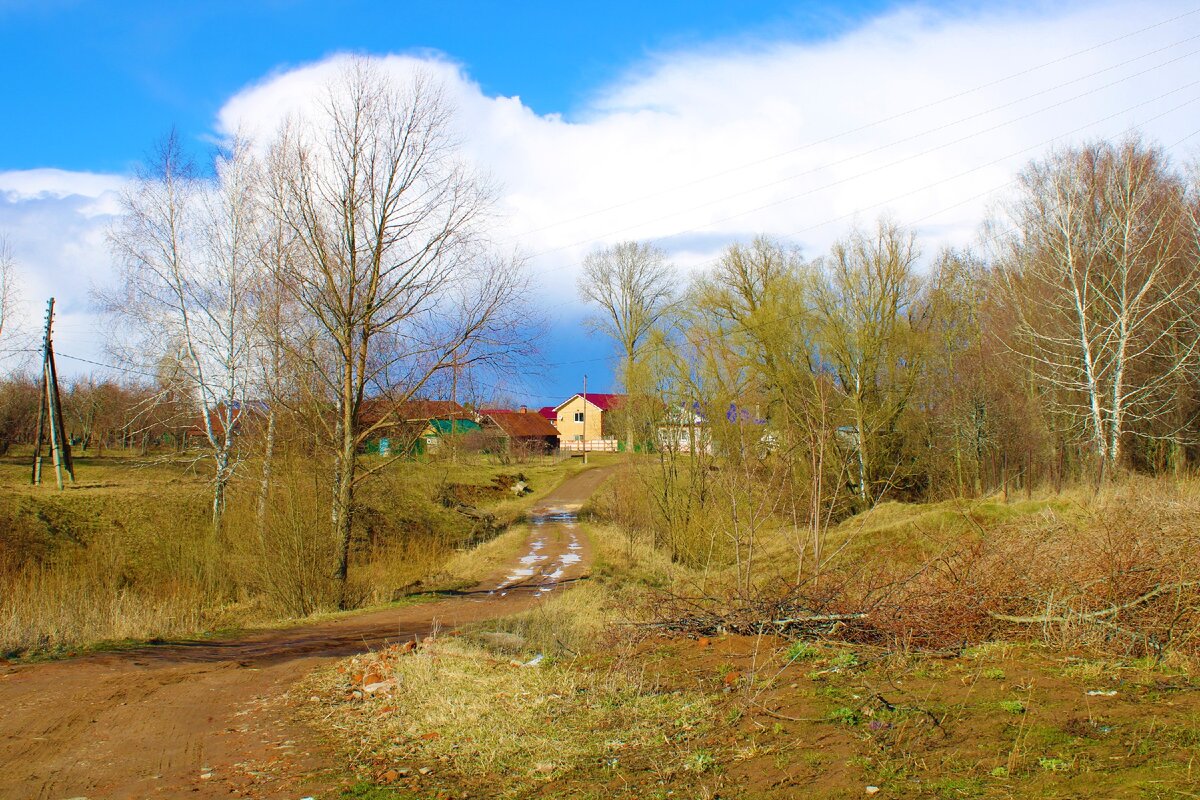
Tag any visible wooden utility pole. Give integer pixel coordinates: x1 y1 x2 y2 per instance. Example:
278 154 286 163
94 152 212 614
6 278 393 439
32 298 74 488
582 373 588 465
450 348 459 463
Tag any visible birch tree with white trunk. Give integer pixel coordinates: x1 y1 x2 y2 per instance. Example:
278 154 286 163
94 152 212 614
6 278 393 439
106 133 261 529
996 139 1199 479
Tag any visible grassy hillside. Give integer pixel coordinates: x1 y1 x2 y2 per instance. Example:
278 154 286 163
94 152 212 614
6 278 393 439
310 478 1200 799
0 452 601 658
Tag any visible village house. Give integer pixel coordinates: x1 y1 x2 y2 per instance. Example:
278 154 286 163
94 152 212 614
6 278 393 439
656 402 772 456
358 399 471 455
480 406 560 454
183 401 265 449
656 402 710 454
552 393 624 451
419 417 482 453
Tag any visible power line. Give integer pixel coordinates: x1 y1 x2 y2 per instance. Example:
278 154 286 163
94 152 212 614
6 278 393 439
55 351 161 379
49 99 1200 396
504 7 1200 242
531 74 1200 350
54 348 570 404
524 63 1200 275
540 108 1200 373
765 88 1200 249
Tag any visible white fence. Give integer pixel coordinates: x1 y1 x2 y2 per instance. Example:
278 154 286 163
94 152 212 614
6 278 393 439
558 438 619 452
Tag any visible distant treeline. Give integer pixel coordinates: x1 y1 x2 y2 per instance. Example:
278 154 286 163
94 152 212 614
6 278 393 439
0 375 196 455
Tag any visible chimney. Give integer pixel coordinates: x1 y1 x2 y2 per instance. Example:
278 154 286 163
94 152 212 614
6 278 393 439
519 405 527 414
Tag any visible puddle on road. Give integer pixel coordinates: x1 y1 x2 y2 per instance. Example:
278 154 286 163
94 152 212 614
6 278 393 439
489 508 582 599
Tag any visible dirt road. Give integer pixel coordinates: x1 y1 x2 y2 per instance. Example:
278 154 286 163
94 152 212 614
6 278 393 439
0 465 611 800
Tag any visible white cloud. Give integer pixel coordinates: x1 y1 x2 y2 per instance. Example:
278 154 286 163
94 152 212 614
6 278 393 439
0 168 125 201
0 186 121 369
5 0 1200 382
211 0 1200 293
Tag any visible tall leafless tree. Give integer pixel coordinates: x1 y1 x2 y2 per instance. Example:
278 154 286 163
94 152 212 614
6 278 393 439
578 240 676 449
814 219 925 504
265 58 532 605
106 133 261 529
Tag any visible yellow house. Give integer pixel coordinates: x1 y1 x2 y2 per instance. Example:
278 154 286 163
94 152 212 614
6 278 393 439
552 393 624 449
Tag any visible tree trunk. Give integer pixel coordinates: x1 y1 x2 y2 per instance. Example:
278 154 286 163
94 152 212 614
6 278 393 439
333 368 358 609
255 408 277 542
212 450 230 533
854 401 870 504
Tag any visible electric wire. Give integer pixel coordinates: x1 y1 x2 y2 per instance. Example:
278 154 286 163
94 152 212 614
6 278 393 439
40 9 1200 400
504 6 1200 242
525 71 1200 272
521 41 1200 260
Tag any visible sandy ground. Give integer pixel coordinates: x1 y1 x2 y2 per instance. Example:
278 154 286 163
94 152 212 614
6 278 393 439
0 465 612 800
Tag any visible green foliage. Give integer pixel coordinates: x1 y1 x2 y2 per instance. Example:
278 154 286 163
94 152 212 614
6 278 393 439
829 649 860 670
341 782 416 800
828 706 861 726
933 775 985 798
998 699 1026 715
784 641 820 662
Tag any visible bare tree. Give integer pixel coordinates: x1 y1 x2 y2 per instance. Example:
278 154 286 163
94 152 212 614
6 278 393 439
0 236 18 350
106 133 261 529
814 219 926 504
578 240 676 449
996 139 1199 479
685 237 855 577
265 58 532 605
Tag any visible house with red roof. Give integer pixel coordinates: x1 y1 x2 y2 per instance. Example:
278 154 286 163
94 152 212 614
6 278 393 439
551 393 625 450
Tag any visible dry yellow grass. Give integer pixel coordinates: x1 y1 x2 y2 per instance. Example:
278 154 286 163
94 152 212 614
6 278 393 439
301 635 717 796
0 453 589 657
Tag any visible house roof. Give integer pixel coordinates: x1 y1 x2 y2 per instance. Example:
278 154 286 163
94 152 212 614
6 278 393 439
485 410 560 438
725 403 767 425
359 398 467 427
537 406 557 421
553 393 626 412
427 418 482 435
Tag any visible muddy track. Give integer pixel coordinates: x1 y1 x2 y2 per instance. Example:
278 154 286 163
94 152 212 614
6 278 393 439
0 465 613 800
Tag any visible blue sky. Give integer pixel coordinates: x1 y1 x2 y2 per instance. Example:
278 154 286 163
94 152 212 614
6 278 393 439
1 0 897 173
2 0 1197 405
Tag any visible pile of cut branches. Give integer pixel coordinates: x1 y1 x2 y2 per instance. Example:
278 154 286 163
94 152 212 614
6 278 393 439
639 482 1200 658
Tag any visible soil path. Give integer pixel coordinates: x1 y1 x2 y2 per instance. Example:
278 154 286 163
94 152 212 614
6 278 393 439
0 465 613 800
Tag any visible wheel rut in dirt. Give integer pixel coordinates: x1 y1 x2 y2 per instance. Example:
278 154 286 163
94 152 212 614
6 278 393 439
0 464 613 800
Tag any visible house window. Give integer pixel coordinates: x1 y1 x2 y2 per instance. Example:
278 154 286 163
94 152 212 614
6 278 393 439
574 434 583 441
574 412 585 423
